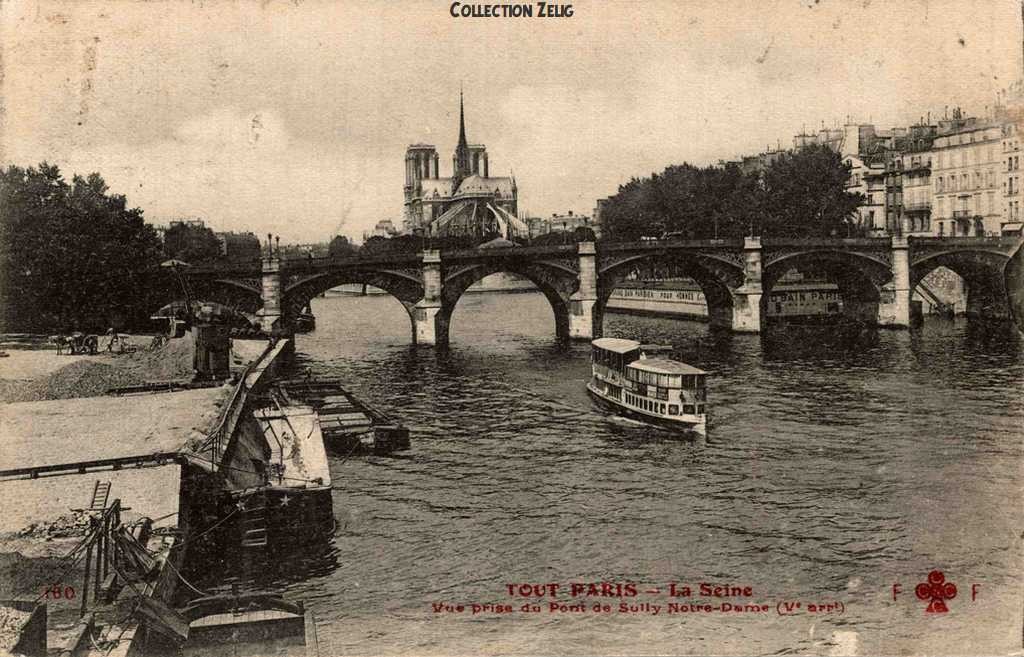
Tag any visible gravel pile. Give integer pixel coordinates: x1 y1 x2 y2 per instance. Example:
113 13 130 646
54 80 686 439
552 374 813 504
117 336 194 380
0 606 31 650
2 361 145 402
16 511 91 539
0 337 195 403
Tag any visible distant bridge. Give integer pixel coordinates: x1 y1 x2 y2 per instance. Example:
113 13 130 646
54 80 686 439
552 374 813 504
181 236 1024 345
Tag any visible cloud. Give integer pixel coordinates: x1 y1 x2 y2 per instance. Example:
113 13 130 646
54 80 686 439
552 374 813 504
2 0 1020 242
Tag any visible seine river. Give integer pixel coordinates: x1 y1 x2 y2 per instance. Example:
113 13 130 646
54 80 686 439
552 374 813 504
235 291 1022 655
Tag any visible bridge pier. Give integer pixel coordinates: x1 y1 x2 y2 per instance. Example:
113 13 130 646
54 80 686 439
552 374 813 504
877 237 911 328
255 251 282 334
731 236 763 333
569 242 598 340
413 250 444 346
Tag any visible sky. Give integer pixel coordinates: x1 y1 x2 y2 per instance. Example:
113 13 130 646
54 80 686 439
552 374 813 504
1 0 1021 243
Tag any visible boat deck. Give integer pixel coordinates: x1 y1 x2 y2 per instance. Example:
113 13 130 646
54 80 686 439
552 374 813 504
252 406 331 489
275 379 410 455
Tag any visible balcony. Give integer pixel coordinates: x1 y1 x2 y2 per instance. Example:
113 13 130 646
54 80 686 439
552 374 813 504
952 209 972 219
903 200 931 212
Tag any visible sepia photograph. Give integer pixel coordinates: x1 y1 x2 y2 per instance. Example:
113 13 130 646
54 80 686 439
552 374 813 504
0 0 1022 655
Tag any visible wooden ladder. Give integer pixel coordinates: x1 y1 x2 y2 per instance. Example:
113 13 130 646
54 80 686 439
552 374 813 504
239 492 268 549
89 480 112 512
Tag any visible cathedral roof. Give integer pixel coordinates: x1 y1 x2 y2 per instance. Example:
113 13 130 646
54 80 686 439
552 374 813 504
419 178 453 198
454 174 515 197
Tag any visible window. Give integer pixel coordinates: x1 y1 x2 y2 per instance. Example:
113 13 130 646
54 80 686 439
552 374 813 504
696 405 705 415
683 405 696 415
668 405 680 415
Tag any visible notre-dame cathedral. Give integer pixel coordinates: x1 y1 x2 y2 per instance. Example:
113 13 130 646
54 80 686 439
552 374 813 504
402 94 526 240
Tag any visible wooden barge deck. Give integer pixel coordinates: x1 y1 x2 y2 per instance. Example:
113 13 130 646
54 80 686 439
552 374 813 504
275 377 410 456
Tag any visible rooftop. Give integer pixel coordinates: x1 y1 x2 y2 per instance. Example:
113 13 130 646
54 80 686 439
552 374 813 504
628 358 706 375
592 338 641 353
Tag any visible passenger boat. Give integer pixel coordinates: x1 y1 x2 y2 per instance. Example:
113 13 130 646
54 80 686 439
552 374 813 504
587 338 708 435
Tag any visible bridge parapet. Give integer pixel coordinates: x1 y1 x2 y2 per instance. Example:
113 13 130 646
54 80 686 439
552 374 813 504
171 234 1023 341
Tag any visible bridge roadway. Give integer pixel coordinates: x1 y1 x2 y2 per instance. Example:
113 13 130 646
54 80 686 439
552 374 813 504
182 236 1024 345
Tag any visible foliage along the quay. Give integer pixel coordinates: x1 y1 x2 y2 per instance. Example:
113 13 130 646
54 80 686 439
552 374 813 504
599 144 866 242
0 163 169 332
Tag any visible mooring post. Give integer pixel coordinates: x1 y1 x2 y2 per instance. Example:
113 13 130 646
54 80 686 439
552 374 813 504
80 531 93 617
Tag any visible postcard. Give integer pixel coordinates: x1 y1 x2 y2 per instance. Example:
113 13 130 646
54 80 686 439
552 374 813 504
0 1 1022 655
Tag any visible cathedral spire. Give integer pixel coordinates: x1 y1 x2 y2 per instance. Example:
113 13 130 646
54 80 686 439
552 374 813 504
458 88 468 151
453 89 471 191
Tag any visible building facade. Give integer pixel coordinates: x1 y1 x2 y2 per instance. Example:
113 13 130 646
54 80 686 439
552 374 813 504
844 155 887 234
931 112 1003 237
1002 112 1023 234
402 94 526 240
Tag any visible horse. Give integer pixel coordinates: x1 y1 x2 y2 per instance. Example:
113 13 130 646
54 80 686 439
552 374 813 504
50 334 70 355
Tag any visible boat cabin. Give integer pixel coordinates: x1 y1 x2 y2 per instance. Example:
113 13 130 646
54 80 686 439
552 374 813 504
624 358 707 418
591 338 641 389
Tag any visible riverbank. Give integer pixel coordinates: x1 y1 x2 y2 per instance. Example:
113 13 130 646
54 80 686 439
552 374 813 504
0 336 194 403
0 334 294 655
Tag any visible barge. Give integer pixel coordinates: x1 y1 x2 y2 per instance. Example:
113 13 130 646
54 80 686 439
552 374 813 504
144 593 319 656
230 402 335 550
276 377 410 455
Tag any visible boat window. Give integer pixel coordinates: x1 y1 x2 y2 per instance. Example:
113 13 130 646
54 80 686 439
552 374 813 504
669 404 680 415
695 388 706 401
684 404 696 415
668 375 682 388
660 404 665 414
696 374 706 388
696 404 704 415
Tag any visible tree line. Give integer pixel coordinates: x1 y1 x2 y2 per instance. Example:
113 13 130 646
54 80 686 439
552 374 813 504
598 145 866 241
0 163 260 332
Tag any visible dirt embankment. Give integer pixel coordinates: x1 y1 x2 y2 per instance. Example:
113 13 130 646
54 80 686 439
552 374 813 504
0 337 195 403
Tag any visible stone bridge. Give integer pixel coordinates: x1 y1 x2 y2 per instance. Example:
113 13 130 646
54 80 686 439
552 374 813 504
182 236 1024 345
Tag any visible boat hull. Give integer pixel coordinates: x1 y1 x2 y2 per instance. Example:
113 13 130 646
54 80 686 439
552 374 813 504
587 383 706 436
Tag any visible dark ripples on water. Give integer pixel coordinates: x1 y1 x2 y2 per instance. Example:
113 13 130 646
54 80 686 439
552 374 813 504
220 292 1024 656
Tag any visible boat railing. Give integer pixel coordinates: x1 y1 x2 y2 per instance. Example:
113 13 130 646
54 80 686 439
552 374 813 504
178 593 305 622
199 356 263 463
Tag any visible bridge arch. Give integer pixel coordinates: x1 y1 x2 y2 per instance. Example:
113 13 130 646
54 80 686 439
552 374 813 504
910 249 1013 321
436 260 580 346
282 268 426 339
761 249 893 324
595 252 744 333
164 277 263 315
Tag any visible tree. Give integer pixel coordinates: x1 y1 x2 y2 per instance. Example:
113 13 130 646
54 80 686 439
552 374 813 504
759 145 865 237
0 163 163 331
598 144 864 241
162 221 223 263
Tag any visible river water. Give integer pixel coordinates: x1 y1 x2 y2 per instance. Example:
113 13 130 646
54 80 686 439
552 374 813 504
238 291 1023 655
